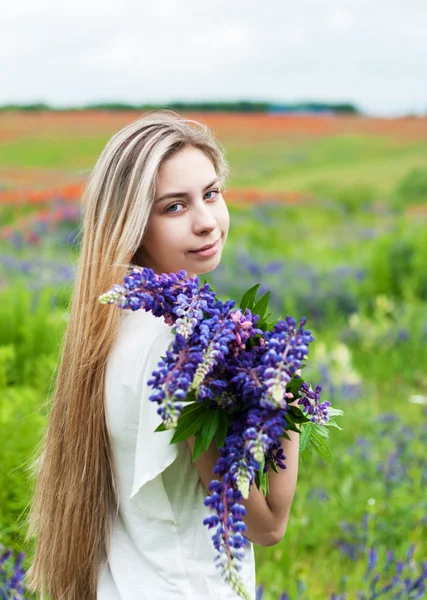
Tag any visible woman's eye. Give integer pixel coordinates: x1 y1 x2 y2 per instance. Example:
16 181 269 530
165 202 184 214
164 190 220 214
205 188 220 200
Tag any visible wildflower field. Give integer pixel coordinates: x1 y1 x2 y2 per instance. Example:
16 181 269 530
1 110 427 599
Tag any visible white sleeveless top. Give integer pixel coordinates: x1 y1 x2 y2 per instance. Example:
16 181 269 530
97 308 256 599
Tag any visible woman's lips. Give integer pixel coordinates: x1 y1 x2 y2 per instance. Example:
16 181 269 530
189 239 219 258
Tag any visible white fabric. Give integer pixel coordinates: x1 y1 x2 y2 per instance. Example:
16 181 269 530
97 308 256 599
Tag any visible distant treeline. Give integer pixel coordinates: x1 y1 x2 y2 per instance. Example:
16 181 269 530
0 100 360 114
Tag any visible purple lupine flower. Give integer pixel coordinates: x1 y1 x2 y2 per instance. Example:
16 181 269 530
254 543 427 599
99 266 338 599
297 383 331 425
366 547 378 575
0 550 12 566
0 546 26 600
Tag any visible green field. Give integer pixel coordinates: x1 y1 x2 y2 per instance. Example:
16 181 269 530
1 112 427 599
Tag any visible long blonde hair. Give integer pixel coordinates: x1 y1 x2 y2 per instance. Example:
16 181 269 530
24 109 230 599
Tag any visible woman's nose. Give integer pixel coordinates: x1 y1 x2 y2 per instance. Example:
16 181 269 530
192 199 217 230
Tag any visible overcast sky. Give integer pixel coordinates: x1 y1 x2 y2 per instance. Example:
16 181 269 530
1 0 426 116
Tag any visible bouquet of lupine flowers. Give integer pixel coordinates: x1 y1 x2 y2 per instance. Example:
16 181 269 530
99 267 343 600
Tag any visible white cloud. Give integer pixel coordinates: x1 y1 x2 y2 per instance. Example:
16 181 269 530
0 0 426 115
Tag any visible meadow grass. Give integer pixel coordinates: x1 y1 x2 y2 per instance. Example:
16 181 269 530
1 121 427 598
2 129 427 196
220 135 427 195
0 136 110 169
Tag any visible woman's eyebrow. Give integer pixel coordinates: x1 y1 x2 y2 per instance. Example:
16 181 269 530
155 179 219 203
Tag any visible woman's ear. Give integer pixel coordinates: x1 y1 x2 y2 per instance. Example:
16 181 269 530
132 243 146 266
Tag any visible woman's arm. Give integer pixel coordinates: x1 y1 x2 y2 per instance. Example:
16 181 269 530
187 404 300 545
187 372 302 546
187 435 280 546
263 373 302 541
264 419 299 541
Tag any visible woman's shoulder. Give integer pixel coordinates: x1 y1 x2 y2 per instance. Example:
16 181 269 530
108 308 174 387
119 307 171 337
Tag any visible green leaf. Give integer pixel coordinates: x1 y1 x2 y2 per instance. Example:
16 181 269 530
154 398 204 432
269 460 280 474
299 422 314 454
287 377 304 395
179 400 207 417
257 457 269 495
282 420 301 434
299 422 332 463
239 283 261 312
252 291 271 321
327 407 345 418
201 409 220 450
310 428 332 463
170 404 207 444
286 406 310 424
154 422 167 432
255 459 262 488
313 423 329 439
263 319 276 331
191 431 208 462
261 476 269 496
215 410 229 449
324 419 343 431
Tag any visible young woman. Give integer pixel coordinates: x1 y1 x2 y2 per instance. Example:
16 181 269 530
25 110 299 599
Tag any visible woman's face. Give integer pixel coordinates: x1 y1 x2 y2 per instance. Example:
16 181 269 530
136 145 230 278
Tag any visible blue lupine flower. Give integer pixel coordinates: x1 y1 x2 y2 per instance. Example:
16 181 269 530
0 546 26 599
99 266 336 599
